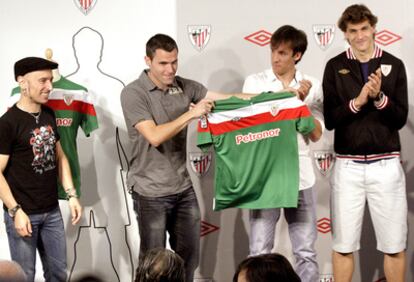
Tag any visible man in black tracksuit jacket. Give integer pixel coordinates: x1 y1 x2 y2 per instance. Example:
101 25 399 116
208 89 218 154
323 4 408 282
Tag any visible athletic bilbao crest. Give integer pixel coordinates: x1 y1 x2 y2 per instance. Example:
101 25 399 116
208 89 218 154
188 25 211 51
74 0 97 15
189 152 212 177
314 151 334 175
63 94 74 106
313 25 335 50
270 104 280 117
381 64 392 77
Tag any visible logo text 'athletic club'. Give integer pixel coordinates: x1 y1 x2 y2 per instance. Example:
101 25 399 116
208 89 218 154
189 152 212 177
74 0 97 15
313 25 335 50
314 151 335 175
188 25 211 52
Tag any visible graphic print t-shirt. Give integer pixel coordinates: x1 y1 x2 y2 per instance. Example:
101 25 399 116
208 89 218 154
10 77 98 199
0 105 60 214
197 92 315 211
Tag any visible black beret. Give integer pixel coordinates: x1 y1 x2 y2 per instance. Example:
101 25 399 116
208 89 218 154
14 57 58 81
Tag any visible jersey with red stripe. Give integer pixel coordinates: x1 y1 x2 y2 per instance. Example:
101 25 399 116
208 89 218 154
10 77 98 199
197 92 315 211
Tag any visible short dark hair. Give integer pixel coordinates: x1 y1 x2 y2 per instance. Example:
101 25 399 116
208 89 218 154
146 34 178 59
233 253 301 282
270 25 307 64
338 4 378 32
135 248 185 282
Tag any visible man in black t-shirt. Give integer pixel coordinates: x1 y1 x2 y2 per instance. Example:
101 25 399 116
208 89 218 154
0 57 82 282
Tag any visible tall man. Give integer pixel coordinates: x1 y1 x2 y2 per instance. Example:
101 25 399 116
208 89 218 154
0 57 82 281
323 5 408 282
121 34 251 282
243 25 323 282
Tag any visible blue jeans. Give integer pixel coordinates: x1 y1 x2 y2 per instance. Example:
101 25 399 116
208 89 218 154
132 187 201 282
249 188 319 282
4 206 67 282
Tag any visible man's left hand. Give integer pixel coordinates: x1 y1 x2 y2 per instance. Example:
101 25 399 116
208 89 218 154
68 198 82 225
297 79 312 101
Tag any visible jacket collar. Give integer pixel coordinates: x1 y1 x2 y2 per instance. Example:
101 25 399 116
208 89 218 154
346 45 383 60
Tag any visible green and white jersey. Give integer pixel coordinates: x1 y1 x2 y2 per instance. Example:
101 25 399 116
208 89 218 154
197 92 315 211
10 76 99 199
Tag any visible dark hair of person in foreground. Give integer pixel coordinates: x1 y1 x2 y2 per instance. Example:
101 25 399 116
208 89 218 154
233 253 301 282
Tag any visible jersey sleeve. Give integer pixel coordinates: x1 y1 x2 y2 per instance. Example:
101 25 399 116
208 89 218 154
296 104 315 135
80 91 99 137
197 116 213 153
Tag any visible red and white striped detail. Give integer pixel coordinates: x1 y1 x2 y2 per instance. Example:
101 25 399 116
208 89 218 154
319 30 332 47
79 0 93 10
201 97 312 135
336 152 400 161
47 100 97 116
349 99 360 113
207 97 305 124
49 89 94 104
374 94 388 110
195 157 209 174
346 45 383 60
194 29 208 48
320 156 332 171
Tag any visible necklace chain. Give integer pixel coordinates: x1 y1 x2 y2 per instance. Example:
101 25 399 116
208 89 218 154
28 110 41 124
16 103 42 124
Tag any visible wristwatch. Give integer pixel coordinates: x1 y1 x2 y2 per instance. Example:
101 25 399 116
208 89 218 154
8 204 21 218
375 91 384 102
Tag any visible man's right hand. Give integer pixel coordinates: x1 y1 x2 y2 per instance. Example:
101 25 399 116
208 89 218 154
190 98 214 119
354 84 371 109
14 209 32 237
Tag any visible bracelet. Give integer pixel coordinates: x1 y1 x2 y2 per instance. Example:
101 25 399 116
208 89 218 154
8 204 22 218
65 188 78 200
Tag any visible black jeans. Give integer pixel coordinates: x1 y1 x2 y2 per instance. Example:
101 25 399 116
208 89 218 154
132 187 201 282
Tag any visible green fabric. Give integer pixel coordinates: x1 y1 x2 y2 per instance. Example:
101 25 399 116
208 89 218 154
197 92 314 210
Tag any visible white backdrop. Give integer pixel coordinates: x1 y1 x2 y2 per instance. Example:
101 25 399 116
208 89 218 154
178 1 414 282
0 1 175 281
0 1 413 282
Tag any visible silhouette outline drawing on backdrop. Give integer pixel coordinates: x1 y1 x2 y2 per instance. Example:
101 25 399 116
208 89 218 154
65 26 135 282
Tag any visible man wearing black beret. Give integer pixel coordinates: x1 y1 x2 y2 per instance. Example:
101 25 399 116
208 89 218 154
0 57 82 281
